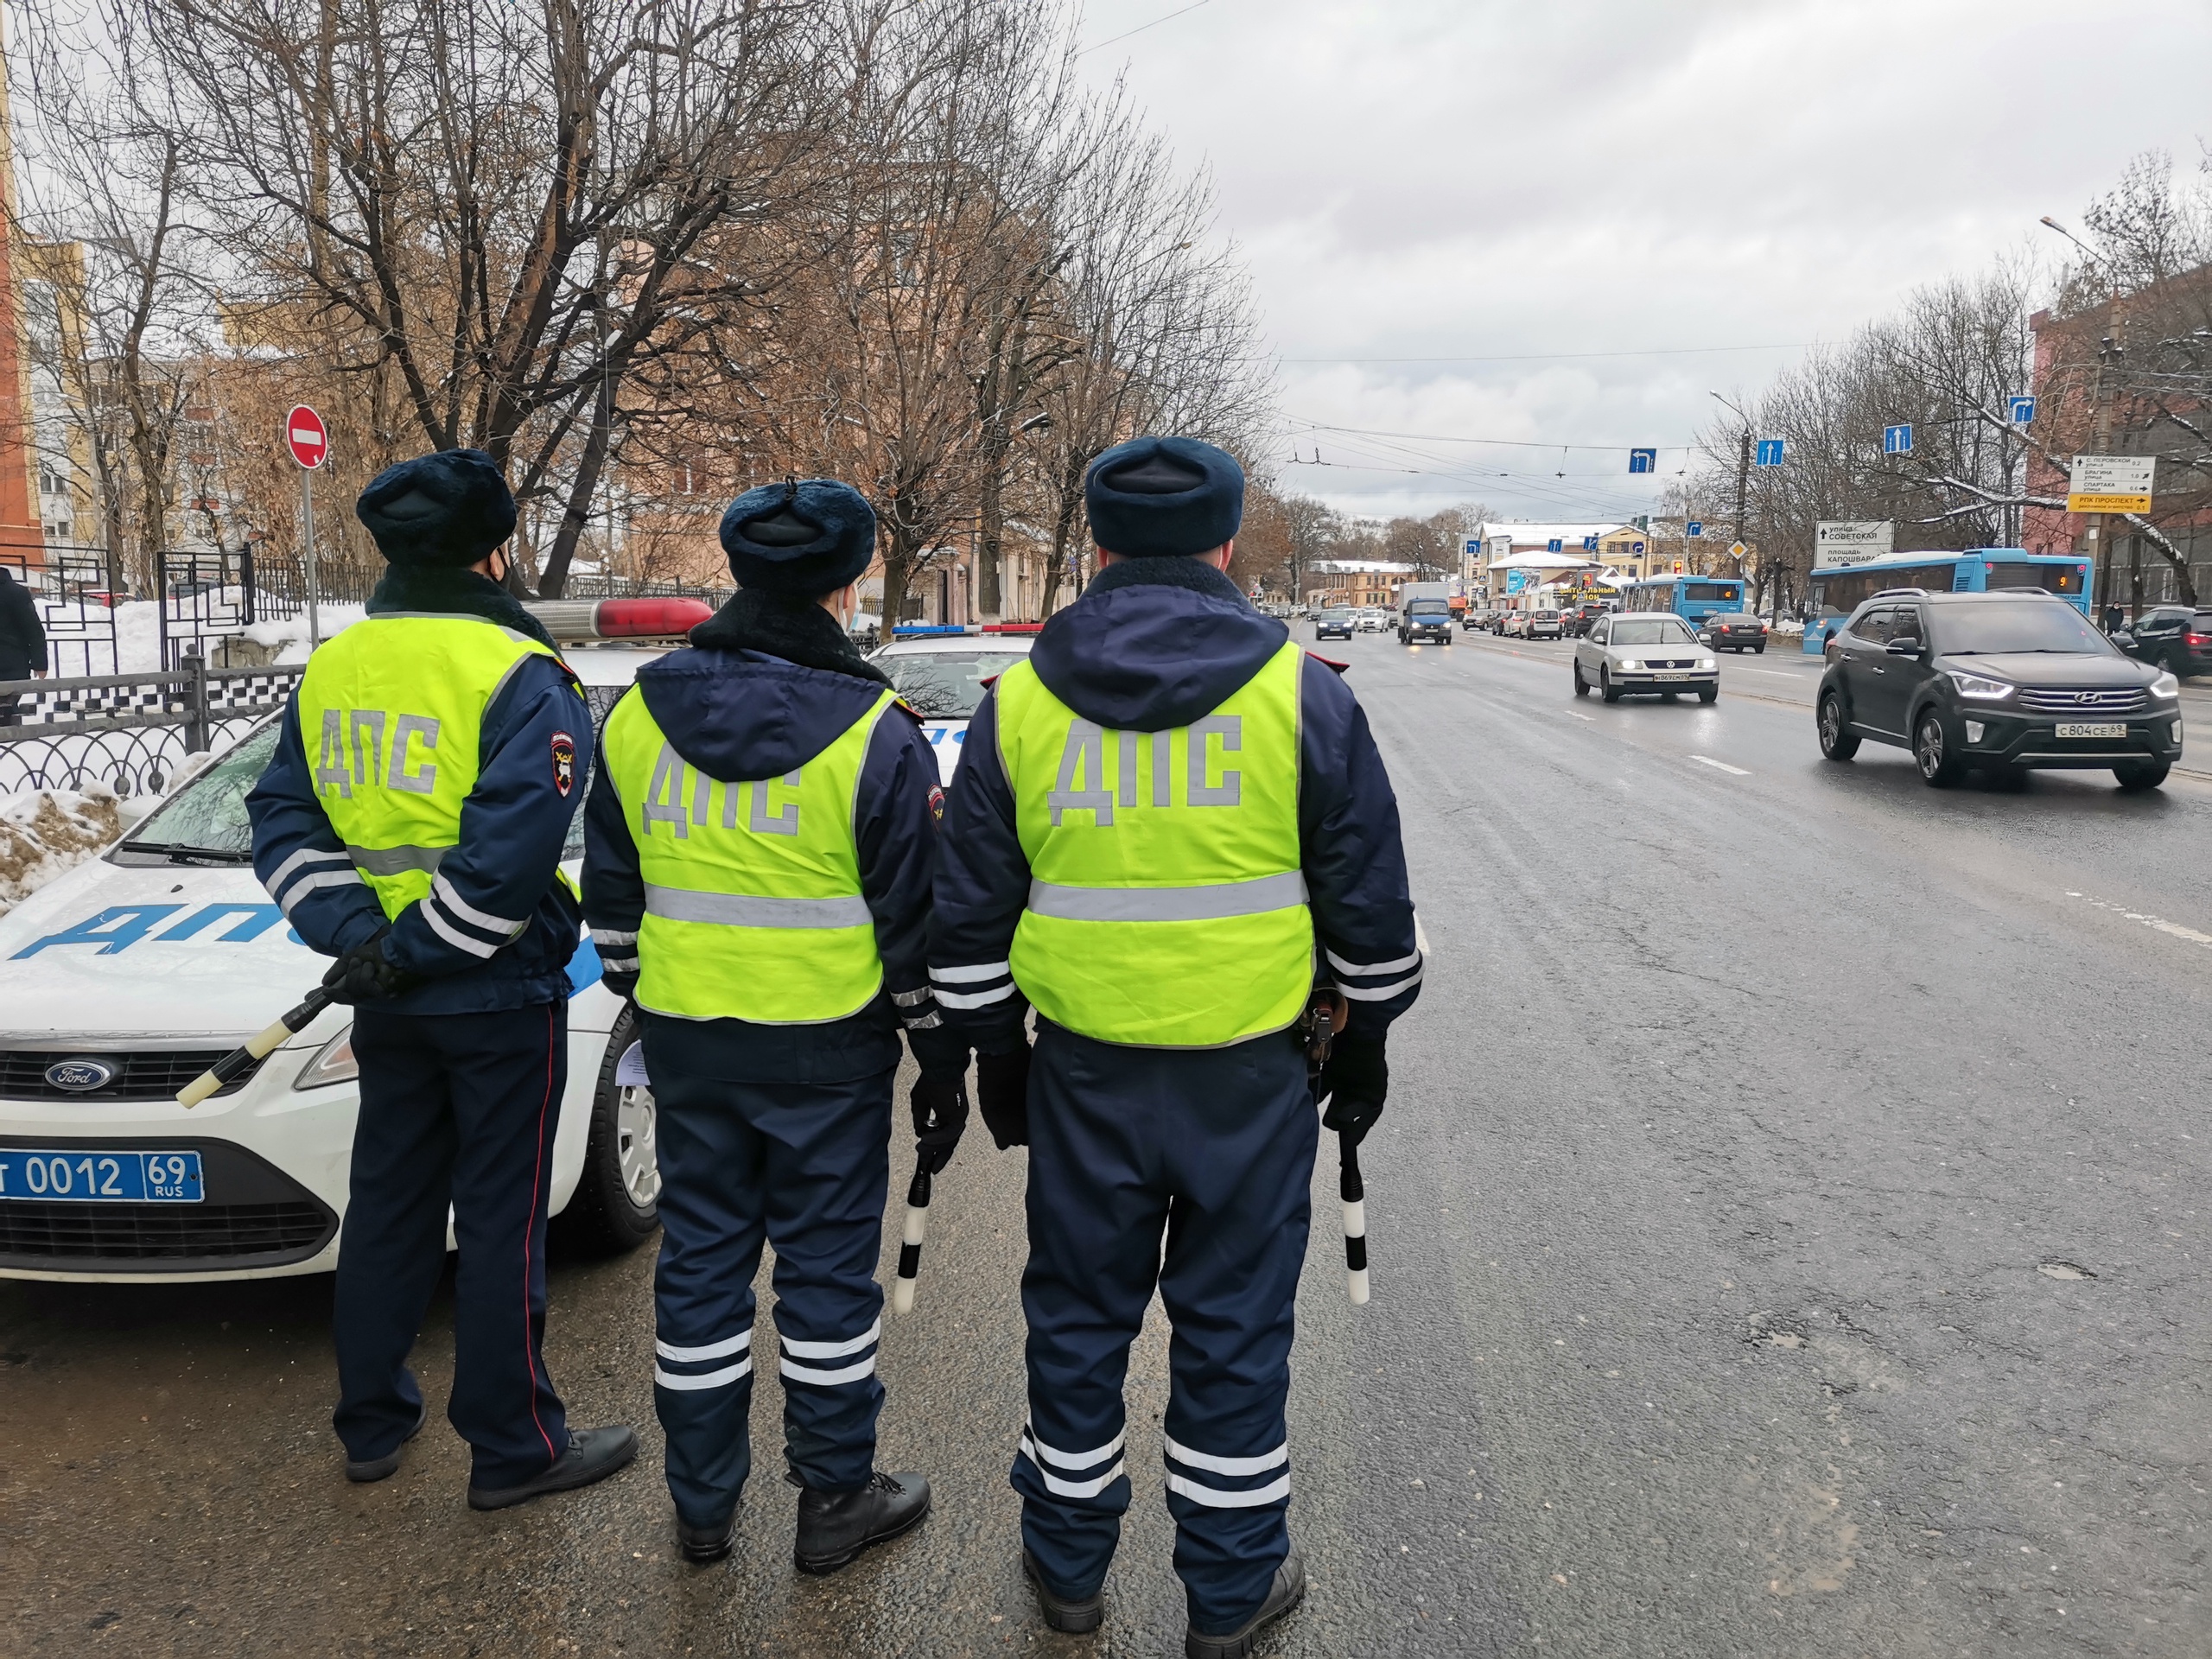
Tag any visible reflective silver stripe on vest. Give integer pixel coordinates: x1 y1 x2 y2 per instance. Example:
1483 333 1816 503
346 842 452 877
644 883 873 929
1024 870 1307 924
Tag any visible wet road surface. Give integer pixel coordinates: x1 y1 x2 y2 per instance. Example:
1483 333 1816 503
4 629 2209 1656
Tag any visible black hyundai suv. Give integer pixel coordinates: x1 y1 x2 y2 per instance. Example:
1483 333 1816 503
1815 590 2183 790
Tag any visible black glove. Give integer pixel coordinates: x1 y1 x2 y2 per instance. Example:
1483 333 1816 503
905 1017 969 1082
321 929 420 1005
909 1071 970 1175
976 1043 1032 1149
1318 1033 1388 1147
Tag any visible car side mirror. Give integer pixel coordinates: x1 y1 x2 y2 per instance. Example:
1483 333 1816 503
1886 636 1923 657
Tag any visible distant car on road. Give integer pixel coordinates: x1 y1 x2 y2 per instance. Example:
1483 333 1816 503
1815 591 2181 790
1521 608 1564 641
1574 612 1718 703
1354 609 1389 632
1567 602 1608 637
1461 608 1492 632
1397 590 1454 645
2113 606 2212 678
1314 607 1355 641
1701 613 1770 653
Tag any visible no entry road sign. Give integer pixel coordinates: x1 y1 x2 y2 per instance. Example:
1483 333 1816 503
286 405 328 469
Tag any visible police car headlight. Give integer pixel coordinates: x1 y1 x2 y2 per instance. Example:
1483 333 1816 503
294 1027 359 1090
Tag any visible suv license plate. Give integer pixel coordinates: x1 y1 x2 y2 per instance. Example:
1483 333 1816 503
2055 722 2126 739
0 1148 203 1203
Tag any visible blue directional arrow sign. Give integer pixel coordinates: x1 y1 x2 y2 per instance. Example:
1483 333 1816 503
1582 536 1599 550
1547 538 1562 552
1754 439 1785 467
1686 520 1703 537
1884 423 1912 455
1628 448 1656 474
2009 394 2036 426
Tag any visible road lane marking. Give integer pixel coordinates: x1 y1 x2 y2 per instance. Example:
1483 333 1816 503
1738 668 1810 678
1690 755 1750 775
2065 892 2212 949
1563 711 1593 721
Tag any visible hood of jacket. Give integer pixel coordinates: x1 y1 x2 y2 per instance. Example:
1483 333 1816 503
1027 556 1287 732
637 589 895 781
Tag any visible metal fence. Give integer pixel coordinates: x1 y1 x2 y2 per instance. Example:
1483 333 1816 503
0 654 301 797
2 548 124 677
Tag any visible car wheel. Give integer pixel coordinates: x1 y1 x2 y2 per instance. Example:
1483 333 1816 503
554 1006 662 1254
2168 649 2193 680
1817 692 1859 760
1600 666 1622 704
1914 710 1965 788
1697 683 1718 704
1573 661 1589 696
1755 643 1766 654
2114 760 2171 791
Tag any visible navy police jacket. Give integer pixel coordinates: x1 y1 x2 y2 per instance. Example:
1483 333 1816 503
246 628 592 1015
579 599 947 1083
930 556 1422 1052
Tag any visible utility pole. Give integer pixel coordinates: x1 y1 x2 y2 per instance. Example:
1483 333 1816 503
1733 429 1751 583
2041 217 2126 623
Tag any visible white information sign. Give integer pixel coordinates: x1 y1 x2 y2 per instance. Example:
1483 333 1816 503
1815 521 1893 567
2066 455 2154 514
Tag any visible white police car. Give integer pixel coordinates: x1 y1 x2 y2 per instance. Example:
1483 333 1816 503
868 626 1038 785
0 600 702 1283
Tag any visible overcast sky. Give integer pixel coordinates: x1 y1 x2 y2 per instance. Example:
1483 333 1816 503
1070 0 2212 525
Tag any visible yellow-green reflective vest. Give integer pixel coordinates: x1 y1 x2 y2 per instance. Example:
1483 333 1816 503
995 639 1313 1048
296 613 568 920
600 684 898 1024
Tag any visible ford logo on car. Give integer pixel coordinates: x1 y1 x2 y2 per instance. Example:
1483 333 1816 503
43 1058 118 1093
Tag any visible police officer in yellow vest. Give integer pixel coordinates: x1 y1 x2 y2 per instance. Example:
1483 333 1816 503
931 438 1423 1657
582 480 963 1571
248 448 637 1510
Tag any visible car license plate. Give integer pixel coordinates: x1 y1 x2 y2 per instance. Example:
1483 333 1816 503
2055 722 2126 739
0 1148 202 1203
1655 671 1690 681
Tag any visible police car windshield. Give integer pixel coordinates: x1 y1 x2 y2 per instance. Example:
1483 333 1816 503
117 722 281 861
876 651 1028 719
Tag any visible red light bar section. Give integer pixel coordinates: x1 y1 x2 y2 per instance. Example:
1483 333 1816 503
594 598 714 638
982 622 1043 633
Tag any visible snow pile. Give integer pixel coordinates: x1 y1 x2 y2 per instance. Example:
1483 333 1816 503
259 603 366 664
0 782 124 916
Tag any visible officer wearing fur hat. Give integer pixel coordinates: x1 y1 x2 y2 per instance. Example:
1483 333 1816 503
930 437 1422 1657
581 478 965 1571
247 448 637 1510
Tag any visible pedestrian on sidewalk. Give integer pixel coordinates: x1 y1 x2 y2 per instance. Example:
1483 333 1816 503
582 478 966 1571
247 448 636 1510
930 436 1423 1658
0 561 48 725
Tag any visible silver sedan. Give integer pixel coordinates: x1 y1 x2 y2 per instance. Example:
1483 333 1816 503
1573 613 1719 703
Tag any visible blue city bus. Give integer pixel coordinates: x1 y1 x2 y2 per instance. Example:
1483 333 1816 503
1800 548 2093 655
1620 575 1747 623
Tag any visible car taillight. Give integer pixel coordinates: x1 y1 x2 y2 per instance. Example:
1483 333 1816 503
2189 632 2211 648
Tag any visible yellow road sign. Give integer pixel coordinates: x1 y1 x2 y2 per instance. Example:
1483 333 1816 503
2068 455 2153 514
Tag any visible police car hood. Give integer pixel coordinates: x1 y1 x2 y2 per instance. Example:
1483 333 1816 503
637 646 891 780
1030 560 1288 733
0 855 322 1039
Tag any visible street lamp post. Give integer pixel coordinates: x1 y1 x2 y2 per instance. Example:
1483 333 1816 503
2039 215 2126 622
1711 390 1755 594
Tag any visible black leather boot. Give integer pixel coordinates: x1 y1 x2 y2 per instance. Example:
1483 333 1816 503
1184 1548 1306 1659
466 1425 639 1511
1023 1548 1105 1634
678 1512 735 1565
792 1471 931 1574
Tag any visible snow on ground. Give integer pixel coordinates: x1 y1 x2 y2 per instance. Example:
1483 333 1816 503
257 604 365 664
0 783 124 916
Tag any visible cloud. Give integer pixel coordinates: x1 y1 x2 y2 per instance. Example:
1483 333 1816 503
1076 0 2212 518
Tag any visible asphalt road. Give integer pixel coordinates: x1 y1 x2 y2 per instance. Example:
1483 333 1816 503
5 629 2209 1657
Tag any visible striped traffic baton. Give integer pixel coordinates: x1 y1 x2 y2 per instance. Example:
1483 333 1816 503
176 986 336 1108
892 1159 931 1315
1340 1139 1370 1304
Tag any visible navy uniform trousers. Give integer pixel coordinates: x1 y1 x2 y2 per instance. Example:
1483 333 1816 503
644 1036 894 1528
1015 1019 1318 1635
333 1003 570 1490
